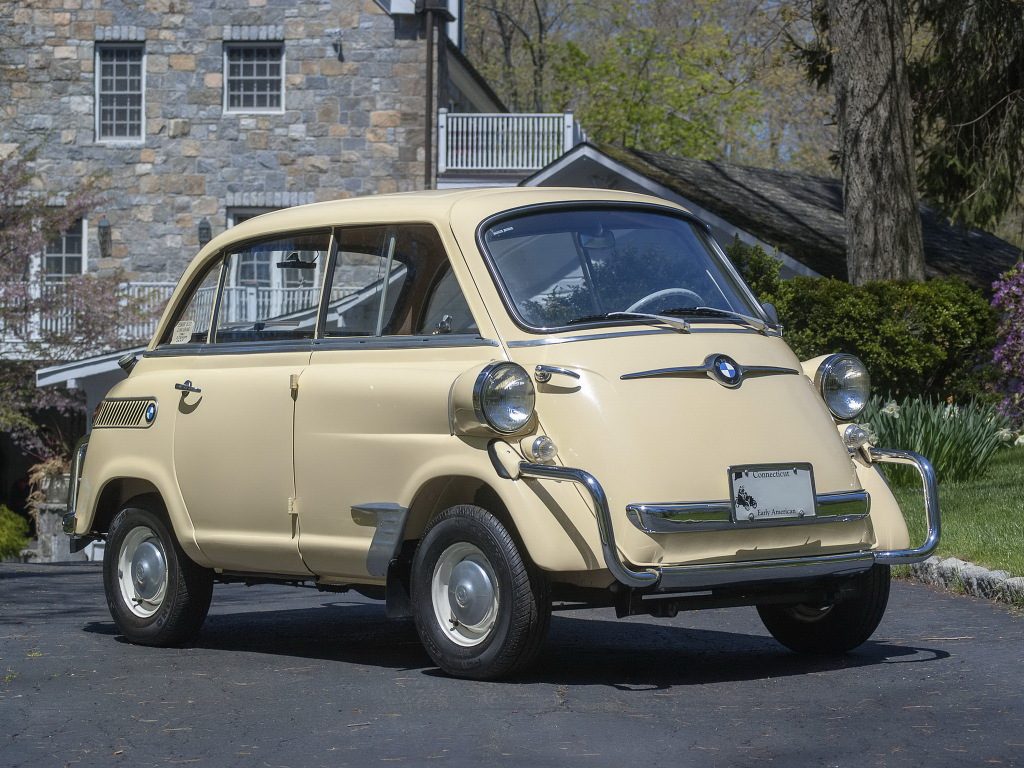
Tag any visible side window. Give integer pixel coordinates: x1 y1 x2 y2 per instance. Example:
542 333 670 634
214 230 329 344
417 267 477 335
161 257 222 345
323 226 406 337
323 224 475 338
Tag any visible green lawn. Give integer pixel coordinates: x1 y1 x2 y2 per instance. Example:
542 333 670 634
891 447 1024 577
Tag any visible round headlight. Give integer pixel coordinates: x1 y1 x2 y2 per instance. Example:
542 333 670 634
474 363 536 434
816 354 870 421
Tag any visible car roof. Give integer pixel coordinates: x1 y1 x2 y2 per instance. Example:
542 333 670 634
204 186 689 253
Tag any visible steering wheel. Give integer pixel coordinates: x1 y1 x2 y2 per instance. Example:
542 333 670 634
626 287 704 314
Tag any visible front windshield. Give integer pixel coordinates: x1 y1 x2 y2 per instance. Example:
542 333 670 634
481 207 761 330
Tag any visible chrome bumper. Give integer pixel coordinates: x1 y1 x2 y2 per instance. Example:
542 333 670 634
518 446 940 592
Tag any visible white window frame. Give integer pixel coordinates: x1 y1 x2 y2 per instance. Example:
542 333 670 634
94 44 146 144
40 217 89 282
222 43 286 115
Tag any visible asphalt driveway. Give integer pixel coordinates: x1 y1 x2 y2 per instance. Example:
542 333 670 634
1 562 1021 767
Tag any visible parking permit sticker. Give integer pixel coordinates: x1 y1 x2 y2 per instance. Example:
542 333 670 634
170 320 195 344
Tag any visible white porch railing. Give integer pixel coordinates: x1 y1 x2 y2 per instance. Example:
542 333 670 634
437 111 584 173
0 281 176 348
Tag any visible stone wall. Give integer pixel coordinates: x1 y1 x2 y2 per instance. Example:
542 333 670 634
0 0 431 280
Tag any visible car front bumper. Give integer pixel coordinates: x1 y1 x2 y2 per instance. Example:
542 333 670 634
519 446 940 593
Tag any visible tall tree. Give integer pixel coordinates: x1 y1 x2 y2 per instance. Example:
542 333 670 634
911 0 1024 229
826 0 925 283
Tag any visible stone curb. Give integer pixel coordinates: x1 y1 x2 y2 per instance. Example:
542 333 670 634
908 556 1024 605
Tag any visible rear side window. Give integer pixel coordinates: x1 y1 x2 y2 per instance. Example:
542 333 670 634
161 257 223 345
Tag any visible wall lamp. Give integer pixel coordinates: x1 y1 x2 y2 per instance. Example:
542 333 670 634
198 217 212 247
97 215 111 260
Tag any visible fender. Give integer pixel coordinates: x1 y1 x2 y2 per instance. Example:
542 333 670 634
396 444 604 572
77 449 209 567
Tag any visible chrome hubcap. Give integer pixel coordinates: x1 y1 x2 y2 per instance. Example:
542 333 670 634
131 541 166 603
431 542 499 647
117 526 168 618
448 559 495 628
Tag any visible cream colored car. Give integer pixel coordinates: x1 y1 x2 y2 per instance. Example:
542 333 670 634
65 188 939 679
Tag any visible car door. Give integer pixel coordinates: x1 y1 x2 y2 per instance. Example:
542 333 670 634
170 229 331 576
294 223 494 580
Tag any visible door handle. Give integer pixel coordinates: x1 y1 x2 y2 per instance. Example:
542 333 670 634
174 380 202 394
534 365 581 384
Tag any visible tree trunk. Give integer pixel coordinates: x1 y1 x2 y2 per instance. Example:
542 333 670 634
827 0 924 284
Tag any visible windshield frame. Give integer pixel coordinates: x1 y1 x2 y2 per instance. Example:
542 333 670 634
474 201 771 335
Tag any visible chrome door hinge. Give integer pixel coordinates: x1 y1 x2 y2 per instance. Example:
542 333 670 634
289 373 300 399
288 497 298 517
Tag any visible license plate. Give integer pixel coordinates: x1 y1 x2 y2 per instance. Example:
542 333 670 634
729 464 816 522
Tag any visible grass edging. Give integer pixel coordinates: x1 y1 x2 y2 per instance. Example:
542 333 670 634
898 556 1024 607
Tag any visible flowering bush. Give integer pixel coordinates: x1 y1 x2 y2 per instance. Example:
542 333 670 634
992 261 1024 426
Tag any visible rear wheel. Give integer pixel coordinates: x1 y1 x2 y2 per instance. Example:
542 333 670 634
103 501 213 646
757 564 890 653
411 505 550 679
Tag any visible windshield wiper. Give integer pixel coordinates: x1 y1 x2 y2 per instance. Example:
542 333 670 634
659 306 771 334
564 311 690 333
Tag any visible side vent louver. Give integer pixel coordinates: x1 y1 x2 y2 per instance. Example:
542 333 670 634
93 397 157 429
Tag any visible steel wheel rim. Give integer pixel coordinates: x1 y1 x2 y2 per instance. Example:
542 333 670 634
117 525 168 618
430 542 499 647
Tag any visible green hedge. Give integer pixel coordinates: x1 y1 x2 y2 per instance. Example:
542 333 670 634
0 505 28 560
726 240 998 400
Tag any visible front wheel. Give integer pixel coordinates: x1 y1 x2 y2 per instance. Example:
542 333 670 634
757 564 890 653
411 505 550 679
103 500 213 646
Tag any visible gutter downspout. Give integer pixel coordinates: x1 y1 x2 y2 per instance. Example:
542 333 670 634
424 9 435 189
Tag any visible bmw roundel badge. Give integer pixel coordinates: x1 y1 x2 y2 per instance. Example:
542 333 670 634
144 402 157 424
711 355 742 387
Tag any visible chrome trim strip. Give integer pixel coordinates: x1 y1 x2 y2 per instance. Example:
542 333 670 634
146 336 499 357
64 436 89 534
507 326 769 348
145 341 314 357
869 447 941 564
313 336 500 351
626 490 870 534
534 364 580 384
655 552 876 590
621 355 799 384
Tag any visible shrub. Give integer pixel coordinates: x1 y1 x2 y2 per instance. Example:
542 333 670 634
863 395 1011 484
992 260 1024 426
0 505 29 560
725 240 998 401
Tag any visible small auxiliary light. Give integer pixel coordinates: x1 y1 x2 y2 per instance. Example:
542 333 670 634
523 435 558 463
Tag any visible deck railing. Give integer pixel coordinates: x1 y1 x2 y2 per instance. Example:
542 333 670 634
1 280 176 349
437 111 583 173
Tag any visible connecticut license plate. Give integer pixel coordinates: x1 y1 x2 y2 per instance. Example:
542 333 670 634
729 464 816 522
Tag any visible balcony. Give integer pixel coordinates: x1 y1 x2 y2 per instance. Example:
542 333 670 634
437 110 585 186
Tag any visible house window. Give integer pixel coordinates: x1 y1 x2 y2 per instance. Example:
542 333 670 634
44 219 87 282
96 45 144 140
224 44 284 112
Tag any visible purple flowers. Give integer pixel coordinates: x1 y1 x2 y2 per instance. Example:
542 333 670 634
993 261 1024 426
